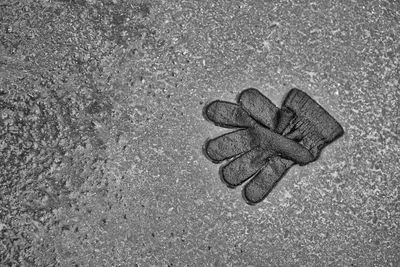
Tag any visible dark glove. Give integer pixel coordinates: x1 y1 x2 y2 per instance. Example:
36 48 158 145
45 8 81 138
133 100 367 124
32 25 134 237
203 88 344 204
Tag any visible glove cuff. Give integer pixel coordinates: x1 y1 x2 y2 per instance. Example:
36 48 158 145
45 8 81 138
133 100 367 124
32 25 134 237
282 89 344 143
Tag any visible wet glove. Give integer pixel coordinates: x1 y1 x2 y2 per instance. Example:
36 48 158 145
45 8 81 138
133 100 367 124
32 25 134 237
203 88 344 204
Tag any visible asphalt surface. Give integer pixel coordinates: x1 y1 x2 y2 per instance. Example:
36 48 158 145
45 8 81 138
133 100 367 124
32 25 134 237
1 0 399 266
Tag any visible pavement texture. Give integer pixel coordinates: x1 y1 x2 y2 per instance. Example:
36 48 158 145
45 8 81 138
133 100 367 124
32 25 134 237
0 0 399 266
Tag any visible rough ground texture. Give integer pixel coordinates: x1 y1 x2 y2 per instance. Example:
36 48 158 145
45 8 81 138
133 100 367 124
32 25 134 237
0 0 399 266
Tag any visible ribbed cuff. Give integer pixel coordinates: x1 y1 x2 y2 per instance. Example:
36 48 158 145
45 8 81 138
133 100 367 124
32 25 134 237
282 88 344 143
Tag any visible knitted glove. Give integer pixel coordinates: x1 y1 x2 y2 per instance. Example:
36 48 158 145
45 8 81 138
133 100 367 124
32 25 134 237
203 88 344 204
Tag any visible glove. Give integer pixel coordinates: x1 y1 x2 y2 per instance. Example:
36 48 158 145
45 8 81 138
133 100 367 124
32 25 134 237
203 88 312 194
203 88 344 204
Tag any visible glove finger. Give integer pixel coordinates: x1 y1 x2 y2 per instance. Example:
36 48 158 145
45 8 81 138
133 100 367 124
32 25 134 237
256 126 314 165
284 129 303 141
204 129 257 163
242 157 294 205
237 88 279 129
220 148 274 188
203 100 254 128
285 126 324 160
